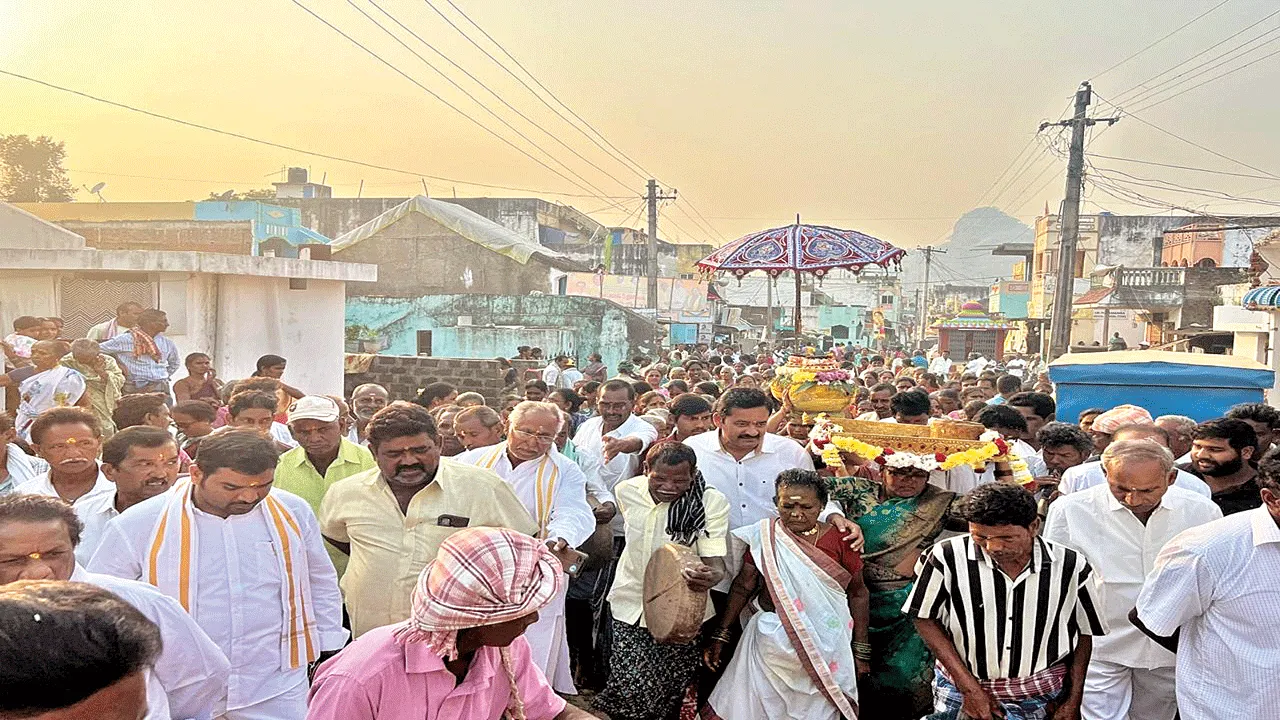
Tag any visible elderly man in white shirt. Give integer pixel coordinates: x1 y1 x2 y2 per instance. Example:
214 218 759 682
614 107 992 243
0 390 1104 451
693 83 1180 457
1045 440 1221 720
1131 458 1280 720
90 430 346 720
0 493 230 720
456 400 596 694
684 387 862 593
1060 423 1211 498
13 406 115 507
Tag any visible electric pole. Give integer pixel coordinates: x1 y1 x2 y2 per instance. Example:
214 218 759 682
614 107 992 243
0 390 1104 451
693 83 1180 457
918 246 945 345
1043 82 1119 359
913 288 922 348
646 179 678 309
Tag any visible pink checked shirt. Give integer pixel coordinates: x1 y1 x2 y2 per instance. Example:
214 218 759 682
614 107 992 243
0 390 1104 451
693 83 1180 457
306 625 566 720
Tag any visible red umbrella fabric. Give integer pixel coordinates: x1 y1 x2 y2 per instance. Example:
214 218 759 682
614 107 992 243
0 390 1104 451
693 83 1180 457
696 221 906 337
696 222 905 278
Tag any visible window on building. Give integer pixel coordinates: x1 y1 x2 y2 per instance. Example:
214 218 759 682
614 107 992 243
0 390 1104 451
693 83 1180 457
416 330 432 356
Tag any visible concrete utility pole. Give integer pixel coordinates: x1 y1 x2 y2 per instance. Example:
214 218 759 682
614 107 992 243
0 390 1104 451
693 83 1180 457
913 288 922 347
918 246 945 345
646 179 678 309
1043 82 1119 359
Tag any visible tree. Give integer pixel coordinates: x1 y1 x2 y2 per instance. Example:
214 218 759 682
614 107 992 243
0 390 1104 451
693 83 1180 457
206 188 276 201
0 134 76 202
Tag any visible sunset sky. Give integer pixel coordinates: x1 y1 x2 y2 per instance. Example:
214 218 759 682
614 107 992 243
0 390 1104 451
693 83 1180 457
3 0 1279 247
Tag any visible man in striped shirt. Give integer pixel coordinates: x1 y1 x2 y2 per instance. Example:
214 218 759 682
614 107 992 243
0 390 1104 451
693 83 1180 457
905 483 1106 720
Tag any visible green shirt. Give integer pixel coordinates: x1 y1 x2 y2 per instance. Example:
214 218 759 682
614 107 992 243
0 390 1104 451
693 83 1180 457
275 438 376 577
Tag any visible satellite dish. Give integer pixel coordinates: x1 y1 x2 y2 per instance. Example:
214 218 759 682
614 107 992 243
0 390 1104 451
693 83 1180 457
84 182 107 202
218 190 235 201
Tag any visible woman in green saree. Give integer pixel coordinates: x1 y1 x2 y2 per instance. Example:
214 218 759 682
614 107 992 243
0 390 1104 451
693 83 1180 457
827 464 959 720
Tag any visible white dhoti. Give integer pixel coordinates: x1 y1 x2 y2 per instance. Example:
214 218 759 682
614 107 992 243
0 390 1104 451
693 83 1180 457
707 519 859 720
709 611 846 720
1081 660 1177 720
523 580 576 694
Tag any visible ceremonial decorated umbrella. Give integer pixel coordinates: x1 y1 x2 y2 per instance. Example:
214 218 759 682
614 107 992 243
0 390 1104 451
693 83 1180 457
696 217 906 337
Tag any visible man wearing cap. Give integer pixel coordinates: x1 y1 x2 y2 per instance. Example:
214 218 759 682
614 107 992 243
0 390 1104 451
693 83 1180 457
306 527 595 720
1086 404 1153 456
276 396 376 576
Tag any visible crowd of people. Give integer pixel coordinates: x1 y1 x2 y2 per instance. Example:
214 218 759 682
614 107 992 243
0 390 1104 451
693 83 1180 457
1 319 1276 720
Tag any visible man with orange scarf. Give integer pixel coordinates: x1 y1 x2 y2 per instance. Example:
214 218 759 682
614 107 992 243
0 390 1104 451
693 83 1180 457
99 308 180 400
90 430 346 720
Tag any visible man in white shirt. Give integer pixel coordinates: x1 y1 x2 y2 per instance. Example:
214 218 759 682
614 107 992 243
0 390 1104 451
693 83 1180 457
1131 458 1280 720
573 379 660 532
71 426 180 563
561 358 584 389
90 430 347 720
965 353 989 375
684 388 862 593
456 400 595 694
0 493 230 720
1045 440 1221 720
1061 424 1210 498
542 354 573 390
855 382 896 421
14 407 115 510
568 378 659 689
928 349 953 376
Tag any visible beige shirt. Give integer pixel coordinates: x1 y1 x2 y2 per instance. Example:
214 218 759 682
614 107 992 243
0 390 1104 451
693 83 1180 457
318 459 537 638
607 475 729 627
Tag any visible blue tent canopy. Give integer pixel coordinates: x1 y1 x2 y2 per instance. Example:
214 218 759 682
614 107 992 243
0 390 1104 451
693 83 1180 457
1049 350 1274 422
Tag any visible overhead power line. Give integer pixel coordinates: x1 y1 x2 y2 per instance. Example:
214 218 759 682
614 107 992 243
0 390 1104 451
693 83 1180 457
289 0 627 210
1108 7 1280 106
419 0 727 245
1087 153 1279 180
424 0 655 182
1090 0 1236 80
356 0 635 196
1092 90 1280 180
1120 21 1280 111
0 68 639 198
1128 41 1280 113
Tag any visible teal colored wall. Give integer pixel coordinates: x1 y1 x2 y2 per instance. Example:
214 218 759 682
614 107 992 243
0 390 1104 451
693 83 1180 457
346 294 645 371
818 305 871 344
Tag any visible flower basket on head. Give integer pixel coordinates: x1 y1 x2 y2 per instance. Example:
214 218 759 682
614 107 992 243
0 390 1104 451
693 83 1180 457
771 354 856 414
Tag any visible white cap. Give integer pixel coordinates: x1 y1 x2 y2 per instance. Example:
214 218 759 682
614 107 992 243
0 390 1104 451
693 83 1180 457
287 395 340 423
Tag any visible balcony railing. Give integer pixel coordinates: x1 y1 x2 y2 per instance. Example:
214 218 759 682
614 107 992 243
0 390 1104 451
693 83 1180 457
1117 267 1186 288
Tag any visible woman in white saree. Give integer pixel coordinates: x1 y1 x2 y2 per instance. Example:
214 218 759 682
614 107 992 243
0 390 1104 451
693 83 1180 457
0 341 86 441
704 469 871 720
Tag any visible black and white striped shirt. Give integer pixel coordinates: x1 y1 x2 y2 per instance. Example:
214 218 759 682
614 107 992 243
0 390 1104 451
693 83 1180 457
903 535 1107 680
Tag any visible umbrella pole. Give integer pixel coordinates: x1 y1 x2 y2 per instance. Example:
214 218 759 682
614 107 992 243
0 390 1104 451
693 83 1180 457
794 270 802 340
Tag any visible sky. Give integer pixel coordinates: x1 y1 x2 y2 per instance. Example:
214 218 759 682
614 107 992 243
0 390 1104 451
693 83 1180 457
3 0 1279 248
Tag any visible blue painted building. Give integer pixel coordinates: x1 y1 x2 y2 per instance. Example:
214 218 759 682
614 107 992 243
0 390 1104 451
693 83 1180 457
194 201 330 257
345 294 653 372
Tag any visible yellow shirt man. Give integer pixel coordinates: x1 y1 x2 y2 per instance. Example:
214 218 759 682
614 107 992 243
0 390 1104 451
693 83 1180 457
607 475 730 627
274 437 376 577
318 457 536 637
